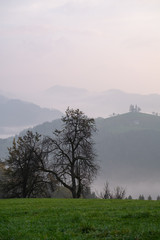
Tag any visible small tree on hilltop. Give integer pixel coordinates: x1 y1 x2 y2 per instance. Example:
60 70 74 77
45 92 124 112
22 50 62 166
41 108 99 198
129 104 134 112
129 104 141 113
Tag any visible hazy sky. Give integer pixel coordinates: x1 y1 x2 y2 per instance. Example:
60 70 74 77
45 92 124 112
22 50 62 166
1 0 160 97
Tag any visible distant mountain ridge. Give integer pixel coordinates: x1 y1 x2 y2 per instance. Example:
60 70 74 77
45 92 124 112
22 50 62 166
41 86 160 118
3 85 160 120
0 94 63 137
1 111 160 197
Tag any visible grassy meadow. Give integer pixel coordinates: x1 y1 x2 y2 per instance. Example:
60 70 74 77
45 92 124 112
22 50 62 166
0 198 160 240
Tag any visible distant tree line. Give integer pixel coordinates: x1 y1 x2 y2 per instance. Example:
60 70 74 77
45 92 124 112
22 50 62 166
99 181 126 199
98 181 160 201
0 108 99 199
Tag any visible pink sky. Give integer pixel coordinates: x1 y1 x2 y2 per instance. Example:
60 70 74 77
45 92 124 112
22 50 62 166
0 0 160 98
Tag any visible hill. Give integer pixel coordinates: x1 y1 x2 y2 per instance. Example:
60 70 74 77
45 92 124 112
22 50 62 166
0 94 63 137
96 111 160 133
95 112 160 197
37 86 160 118
1 112 160 197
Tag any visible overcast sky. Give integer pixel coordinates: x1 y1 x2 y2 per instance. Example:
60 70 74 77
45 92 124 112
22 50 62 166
1 0 160 98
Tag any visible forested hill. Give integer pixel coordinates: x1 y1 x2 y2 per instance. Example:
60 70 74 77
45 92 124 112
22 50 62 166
31 111 160 136
94 112 160 197
1 112 160 197
95 112 160 170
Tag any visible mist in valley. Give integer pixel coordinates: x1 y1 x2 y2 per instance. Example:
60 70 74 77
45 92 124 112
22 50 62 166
1 0 160 199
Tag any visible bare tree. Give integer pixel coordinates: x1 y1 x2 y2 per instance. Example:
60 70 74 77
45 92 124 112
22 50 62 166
99 181 112 199
113 186 126 199
41 108 99 198
2 131 53 198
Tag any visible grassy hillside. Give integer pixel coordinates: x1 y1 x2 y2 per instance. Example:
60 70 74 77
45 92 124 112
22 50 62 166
1 198 160 240
95 112 160 174
96 112 160 133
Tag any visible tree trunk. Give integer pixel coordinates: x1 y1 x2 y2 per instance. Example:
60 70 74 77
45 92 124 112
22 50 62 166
77 181 82 198
71 190 77 198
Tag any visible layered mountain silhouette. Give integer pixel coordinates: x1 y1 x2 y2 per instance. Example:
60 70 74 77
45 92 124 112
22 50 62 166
0 94 63 137
0 95 62 127
1 111 160 198
42 86 160 118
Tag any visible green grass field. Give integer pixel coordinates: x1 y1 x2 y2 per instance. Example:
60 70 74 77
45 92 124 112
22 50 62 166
1 199 160 240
